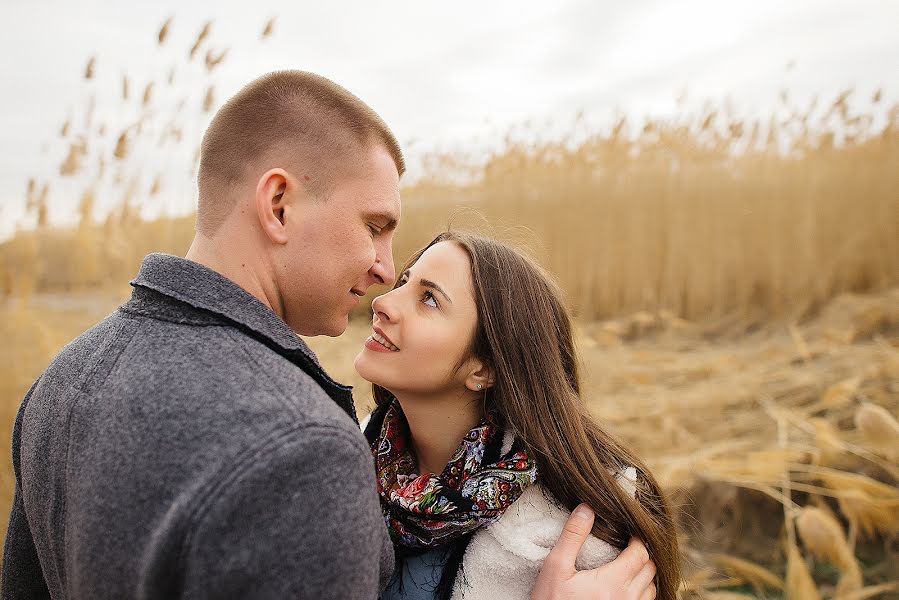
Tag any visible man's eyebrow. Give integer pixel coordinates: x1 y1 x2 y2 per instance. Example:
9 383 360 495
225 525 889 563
401 270 453 304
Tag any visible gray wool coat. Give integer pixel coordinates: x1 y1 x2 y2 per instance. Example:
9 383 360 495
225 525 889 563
1 253 393 599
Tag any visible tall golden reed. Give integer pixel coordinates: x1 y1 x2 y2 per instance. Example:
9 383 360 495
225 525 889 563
3 95 895 323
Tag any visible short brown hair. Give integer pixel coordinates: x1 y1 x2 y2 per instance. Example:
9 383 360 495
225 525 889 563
196 70 405 234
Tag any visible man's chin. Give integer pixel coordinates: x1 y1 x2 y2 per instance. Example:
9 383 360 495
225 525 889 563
288 314 348 338
319 316 349 338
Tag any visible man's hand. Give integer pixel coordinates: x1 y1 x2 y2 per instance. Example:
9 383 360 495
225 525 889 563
531 504 657 600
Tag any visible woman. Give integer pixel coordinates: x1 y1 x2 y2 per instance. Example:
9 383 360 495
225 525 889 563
354 231 679 600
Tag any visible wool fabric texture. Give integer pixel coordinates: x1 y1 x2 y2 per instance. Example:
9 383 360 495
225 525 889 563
2 253 393 600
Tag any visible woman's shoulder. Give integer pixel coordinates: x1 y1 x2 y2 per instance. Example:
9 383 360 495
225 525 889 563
452 474 635 599
476 481 628 568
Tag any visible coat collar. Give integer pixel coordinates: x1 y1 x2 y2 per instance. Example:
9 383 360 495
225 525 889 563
125 252 357 421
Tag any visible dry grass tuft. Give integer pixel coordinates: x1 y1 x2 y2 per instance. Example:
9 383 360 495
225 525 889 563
113 129 130 160
840 581 899 600
157 17 172 45
834 488 899 541
78 188 95 224
149 176 162 197
204 48 227 71
706 553 784 591
786 540 822 600
795 506 863 595
816 471 899 539
820 377 862 410
854 402 899 462
84 56 95 79
189 21 212 60
203 85 215 113
142 82 154 107
810 418 846 467
59 138 88 176
261 17 275 40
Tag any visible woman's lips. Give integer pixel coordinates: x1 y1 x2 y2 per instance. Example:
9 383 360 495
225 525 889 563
372 327 399 349
364 336 396 353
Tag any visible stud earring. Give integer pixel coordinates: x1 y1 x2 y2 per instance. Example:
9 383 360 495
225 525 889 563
476 384 483 390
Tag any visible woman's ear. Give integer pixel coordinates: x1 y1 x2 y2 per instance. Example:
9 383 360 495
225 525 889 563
465 360 495 392
255 168 290 245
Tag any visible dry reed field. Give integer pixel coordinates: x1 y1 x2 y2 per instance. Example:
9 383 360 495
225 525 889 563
1 15 897 600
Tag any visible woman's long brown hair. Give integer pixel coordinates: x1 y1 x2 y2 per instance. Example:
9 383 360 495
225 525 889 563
373 231 681 598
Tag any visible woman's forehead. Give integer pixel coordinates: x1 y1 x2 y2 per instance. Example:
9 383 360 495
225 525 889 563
410 242 474 298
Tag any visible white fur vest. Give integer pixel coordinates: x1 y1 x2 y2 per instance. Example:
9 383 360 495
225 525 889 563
450 471 636 599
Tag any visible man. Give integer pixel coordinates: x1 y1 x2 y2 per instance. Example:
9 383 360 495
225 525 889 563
2 71 656 599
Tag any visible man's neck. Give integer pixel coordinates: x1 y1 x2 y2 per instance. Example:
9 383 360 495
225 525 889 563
185 234 283 318
396 392 484 476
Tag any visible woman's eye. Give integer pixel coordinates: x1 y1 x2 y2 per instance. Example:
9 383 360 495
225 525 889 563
368 224 381 235
423 291 438 308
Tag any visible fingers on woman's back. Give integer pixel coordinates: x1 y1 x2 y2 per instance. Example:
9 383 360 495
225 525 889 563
582 537 655 600
540 512 658 600
615 538 651 579
545 504 596 573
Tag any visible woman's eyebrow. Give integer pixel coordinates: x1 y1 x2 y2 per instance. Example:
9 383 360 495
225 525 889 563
420 278 453 304
401 270 453 304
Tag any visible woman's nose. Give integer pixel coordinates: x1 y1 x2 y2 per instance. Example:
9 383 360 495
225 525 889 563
371 290 397 322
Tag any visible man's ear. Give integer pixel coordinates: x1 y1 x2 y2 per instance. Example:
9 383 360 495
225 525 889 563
465 359 495 392
255 168 291 245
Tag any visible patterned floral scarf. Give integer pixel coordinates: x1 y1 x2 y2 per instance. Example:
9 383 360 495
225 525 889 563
366 400 538 549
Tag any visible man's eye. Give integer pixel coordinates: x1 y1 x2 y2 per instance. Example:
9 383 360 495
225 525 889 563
368 224 382 235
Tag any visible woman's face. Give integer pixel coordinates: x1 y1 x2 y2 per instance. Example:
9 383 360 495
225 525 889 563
354 241 480 396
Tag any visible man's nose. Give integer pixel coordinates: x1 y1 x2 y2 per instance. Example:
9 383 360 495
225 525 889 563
370 251 396 287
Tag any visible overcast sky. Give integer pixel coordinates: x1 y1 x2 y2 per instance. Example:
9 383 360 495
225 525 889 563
1 0 897 239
